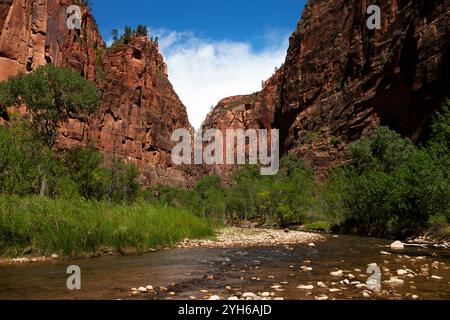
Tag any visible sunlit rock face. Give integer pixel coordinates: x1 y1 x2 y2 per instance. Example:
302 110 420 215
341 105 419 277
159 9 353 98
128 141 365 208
0 0 197 187
207 0 450 178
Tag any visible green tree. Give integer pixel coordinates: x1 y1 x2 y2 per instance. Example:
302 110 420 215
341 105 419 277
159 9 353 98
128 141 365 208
61 146 107 200
122 26 133 44
0 65 100 195
0 64 99 148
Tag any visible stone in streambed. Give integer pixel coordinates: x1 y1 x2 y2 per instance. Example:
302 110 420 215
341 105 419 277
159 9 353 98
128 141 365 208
330 270 344 277
391 241 405 250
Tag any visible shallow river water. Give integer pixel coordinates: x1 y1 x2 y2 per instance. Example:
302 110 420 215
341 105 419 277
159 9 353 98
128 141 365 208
0 234 449 300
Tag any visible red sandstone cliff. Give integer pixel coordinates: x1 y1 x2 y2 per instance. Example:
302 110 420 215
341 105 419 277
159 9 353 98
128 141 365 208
0 0 196 186
204 0 450 178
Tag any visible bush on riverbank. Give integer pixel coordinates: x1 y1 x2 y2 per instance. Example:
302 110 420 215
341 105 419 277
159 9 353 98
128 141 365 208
0 196 215 257
324 103 450 238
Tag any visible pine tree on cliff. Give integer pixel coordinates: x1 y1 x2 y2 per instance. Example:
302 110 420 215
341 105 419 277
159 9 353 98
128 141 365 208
135 25 148 37
122 26 133 44
111 29 119 42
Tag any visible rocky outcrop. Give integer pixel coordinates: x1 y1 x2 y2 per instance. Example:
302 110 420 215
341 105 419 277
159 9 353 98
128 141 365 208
0 0 196 187
201 67 283 182
202 93 262 182
206 0 450 178
59 37 197 187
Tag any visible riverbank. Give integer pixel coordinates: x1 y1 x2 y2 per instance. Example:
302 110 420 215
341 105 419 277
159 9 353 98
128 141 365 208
0 196 215 261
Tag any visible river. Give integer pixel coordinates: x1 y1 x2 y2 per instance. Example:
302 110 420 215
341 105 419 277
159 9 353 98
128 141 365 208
0 234 449 300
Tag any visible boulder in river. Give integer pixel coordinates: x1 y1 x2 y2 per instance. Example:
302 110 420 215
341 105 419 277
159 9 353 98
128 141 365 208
330 270 344 277
391 241 405 250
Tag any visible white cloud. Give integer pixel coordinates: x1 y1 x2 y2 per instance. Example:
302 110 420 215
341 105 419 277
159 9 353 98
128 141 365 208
152 28 289 129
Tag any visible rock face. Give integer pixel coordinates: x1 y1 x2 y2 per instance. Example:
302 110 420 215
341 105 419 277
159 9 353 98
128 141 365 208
276 0 450 174
202 68 283 182
66 38 196 187
205 0 450 178
0 0 102 81
0 0 196 187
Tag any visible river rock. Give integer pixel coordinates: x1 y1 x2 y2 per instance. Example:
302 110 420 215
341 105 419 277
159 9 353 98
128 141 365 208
138 287 148 293
227 296 239 300
330 270 344 277
384 277 405 286
242 292 258 299
329 288 341 293
431 275 443 280
271 285 282 289
297 285 314 290
397 269 408 276
308 243 316 248
315 295 329 301
261 292 271 297
391 241 405 250
146 285 154 291
208 295 220 300
317 282 327 288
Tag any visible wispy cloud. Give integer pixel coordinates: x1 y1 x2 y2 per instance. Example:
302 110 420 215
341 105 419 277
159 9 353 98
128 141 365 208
152 28 289 129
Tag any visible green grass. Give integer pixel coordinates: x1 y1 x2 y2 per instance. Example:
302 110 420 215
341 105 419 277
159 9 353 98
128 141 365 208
0 196 215 257
302 221 332 233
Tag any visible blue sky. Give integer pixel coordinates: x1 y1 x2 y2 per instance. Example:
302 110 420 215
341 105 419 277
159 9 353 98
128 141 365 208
90 0 307 128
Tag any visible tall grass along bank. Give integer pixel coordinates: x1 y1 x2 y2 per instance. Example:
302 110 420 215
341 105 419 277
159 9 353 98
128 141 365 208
0 196 215 257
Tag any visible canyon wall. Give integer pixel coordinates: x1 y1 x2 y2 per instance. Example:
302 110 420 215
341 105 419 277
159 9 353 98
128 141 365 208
205 0 450 179
0 0 197 187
